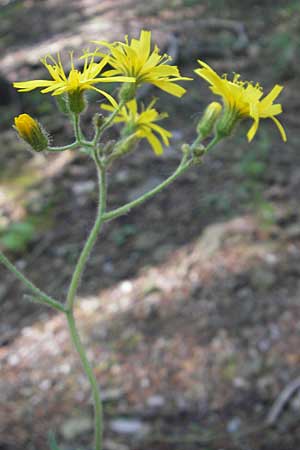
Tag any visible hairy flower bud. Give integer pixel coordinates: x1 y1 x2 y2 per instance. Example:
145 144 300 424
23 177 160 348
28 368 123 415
197 102 222 139
93 113 105 130
14 114 48 152
68 90 86 114
118 83 137 103
216 107 241 139
108 135 138 165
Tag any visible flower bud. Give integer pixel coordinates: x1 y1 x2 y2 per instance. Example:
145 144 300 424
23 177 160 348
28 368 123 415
197 102 222 139
181 143 191 156
14 114 48 152
193 144 206 158
118 83 137 103
93 113 105 130
68 90 86 114
216 108 241 139
108 135 138 164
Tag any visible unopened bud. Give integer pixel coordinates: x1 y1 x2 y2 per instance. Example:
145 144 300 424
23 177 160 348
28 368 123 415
108 135 138 164
93 113 105 130
197 102 222 139
181 143 191 155
193 144 205 157
14 114 48 152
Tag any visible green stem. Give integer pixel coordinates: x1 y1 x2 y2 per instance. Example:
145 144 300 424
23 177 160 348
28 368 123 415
65 151 106 450
47 142 79 152
0 251 64 312
190 133 204 150
73 113 82 142
66 156 106 311
66 311 103 450
103 156 193 222
205 135 221 153
93 101 124 145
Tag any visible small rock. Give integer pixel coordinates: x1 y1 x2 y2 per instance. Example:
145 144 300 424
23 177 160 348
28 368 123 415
72 180 96 195
227 417 242 433
101 388 123 402
104 440 130 450
109 418 150 436
284 224 300 240
147 395 165 409
61 415 93 440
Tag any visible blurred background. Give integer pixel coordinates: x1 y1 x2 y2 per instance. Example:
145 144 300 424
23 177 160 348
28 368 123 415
0 1 300 449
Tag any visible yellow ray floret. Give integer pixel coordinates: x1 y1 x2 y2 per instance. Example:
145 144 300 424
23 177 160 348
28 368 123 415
102 99 172 155
92 30 192 97
195 60 286 142
13 52 134 104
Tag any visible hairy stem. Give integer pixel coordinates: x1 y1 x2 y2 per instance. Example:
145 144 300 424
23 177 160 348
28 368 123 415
65 151 107 450
66 311 103 450
66 156 106 311
47 142 79 152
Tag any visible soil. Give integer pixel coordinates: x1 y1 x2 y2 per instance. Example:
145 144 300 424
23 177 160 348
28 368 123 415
1 1 300 450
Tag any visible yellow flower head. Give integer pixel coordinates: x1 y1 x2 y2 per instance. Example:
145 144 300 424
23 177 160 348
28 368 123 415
14 113 48 151
93 30 191 97
13 52 134 104
195 60 286 142
102 99 172 155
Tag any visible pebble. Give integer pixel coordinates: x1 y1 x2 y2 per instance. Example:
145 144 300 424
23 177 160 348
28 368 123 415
109 418 150 436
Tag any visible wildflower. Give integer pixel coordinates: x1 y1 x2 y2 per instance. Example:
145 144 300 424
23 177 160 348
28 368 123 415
195 60 286 142
93 30 191 97
13 52 134 106
14 114 48 151
102 99 172 155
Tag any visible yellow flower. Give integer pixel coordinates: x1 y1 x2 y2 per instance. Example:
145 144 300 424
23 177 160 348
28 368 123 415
93 30 191 97
195 60 287 142
102 99 172 155
14 113 48 151
13 52 134 105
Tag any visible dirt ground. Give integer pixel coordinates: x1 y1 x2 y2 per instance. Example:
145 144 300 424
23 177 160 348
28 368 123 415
1 1 300 449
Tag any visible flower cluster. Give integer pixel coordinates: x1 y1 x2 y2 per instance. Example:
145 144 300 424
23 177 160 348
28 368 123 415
195 60 286 142
13 29 286 155
92 30 191 97
102 98 171 155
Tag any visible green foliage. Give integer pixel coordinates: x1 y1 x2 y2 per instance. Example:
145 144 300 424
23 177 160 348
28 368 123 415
0 220 35 252
181 0 200 6
202 192 233 215
48 432 61 450
268 31 298 77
